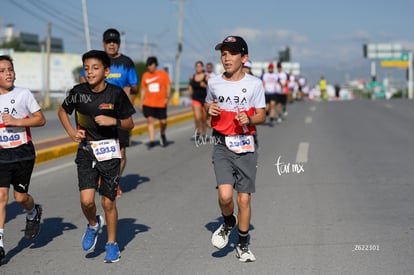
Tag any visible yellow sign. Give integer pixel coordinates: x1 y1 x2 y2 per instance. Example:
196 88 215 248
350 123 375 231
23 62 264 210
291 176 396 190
381 60 409 68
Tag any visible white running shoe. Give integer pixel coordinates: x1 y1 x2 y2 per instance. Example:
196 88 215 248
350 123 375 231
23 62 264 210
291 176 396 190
211 218 236 249
235 243 256 262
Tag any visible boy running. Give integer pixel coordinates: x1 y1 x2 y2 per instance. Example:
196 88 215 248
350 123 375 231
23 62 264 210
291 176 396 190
205 36 265 262
0 55 45 263
58 50 135 263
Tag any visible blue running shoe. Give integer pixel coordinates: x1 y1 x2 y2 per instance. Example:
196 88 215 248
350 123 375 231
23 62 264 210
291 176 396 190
104 242 121 263
81 215 104 251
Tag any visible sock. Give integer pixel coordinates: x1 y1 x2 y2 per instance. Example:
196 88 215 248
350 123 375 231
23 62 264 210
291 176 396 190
26 205 37 220
0 229 4 247
238 229 249 245
223 213 236 228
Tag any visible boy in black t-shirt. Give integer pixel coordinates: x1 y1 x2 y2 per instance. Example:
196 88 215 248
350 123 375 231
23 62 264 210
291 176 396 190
58 50 135 263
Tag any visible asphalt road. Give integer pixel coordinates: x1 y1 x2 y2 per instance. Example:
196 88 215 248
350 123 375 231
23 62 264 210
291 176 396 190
2 99 414 274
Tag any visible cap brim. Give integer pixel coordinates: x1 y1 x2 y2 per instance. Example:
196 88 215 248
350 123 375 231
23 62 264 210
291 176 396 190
215 43 242 53
214 43 224 50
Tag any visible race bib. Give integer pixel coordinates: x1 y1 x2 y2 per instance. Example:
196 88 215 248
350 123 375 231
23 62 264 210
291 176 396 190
90 139 121 162
225 135 255 154
0 127 29 148
148 83 160 93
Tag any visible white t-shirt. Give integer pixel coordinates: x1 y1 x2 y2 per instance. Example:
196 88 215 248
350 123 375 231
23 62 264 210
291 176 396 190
206 73 265 136
261 72 278 94
0 86 41 149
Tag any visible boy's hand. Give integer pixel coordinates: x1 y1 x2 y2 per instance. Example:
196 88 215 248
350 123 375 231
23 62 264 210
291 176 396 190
94 115 116 126
2 113 16 126
72 129 85 143
208 100 220 116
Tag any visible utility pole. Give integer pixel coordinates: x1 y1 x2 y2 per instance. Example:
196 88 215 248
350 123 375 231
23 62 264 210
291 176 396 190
82 0 91 50
44 22 51 108
408 51 413 99
173 0 184 106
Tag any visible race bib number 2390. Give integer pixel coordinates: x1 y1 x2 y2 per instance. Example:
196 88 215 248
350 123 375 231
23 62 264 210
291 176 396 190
225 135 255 154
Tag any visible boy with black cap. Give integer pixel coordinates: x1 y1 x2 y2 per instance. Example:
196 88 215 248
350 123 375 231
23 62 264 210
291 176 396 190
80 28 138 197
139 56 171 148
205 36 266 262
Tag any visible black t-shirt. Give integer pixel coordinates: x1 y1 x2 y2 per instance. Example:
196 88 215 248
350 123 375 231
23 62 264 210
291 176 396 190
61 82 136 141
189 74 207 104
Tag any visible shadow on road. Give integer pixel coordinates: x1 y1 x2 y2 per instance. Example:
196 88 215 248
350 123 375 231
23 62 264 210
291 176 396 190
119 174 150 194
2 217 77 265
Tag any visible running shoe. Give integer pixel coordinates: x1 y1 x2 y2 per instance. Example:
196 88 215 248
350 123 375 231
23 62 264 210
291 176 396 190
211 217 236 249
104 242 121 263
147 141 157 149
0 246 4 264
81 215 104 251
277 117 282 124
160 134 167 147
25 204 42 239
235 243 256 262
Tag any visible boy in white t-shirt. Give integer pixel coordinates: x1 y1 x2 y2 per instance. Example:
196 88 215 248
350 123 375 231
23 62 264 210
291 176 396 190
205 36 266 262
0 55 46 263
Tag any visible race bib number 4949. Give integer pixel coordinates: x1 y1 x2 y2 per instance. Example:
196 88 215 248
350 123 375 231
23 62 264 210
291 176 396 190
0 127 29 148
225 135 255 154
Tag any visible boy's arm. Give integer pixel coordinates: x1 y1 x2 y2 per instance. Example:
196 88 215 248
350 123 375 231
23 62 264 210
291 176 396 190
57 106 85 143
2 110 46 127
94 115 134 131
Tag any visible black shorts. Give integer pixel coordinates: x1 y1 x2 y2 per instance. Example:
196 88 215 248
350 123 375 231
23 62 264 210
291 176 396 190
75 145 120 201
118 128 131 148
143 106 167 120
276 94 287 106
0 159 35 193
265 94 277 104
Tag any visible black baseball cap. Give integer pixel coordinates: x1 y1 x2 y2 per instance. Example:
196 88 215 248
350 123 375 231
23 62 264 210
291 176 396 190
103 28 120 43
215 36 248 55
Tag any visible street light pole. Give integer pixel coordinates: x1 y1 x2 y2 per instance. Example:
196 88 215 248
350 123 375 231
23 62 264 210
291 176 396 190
173 0 184 106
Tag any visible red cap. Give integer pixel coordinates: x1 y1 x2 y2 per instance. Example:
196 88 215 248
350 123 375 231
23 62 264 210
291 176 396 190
268 63 274 68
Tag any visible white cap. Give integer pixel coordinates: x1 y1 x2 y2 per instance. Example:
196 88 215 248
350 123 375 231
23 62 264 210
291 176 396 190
243 60 252 68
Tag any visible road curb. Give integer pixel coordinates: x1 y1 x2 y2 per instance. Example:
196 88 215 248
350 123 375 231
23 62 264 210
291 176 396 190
34 110 194 164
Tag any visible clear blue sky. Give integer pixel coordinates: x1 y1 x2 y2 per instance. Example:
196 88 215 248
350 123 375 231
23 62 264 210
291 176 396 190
2 0 414 85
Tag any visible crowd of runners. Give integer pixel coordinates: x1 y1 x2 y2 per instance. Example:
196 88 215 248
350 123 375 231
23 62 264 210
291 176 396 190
0 31 319 266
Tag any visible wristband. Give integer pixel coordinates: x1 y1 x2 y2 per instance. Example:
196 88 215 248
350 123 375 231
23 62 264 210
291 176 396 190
247 116 252 126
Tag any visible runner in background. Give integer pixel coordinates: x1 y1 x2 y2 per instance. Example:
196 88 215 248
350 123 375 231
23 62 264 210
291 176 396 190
276 62 289 123
261 63 278 124
139 56 171 149
188 61 208 141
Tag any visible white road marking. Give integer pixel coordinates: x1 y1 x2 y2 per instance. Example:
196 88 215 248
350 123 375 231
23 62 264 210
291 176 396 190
305 116 312 124
310 106 316 112
296 142 309 163
32 162 74 178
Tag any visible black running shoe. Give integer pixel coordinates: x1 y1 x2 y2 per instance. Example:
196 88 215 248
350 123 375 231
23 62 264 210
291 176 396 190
25 204 42 239
160 134 167 147
0 246 5 264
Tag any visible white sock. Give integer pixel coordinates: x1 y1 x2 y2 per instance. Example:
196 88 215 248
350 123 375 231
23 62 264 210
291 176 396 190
26 205 37 220
0 229 4 247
